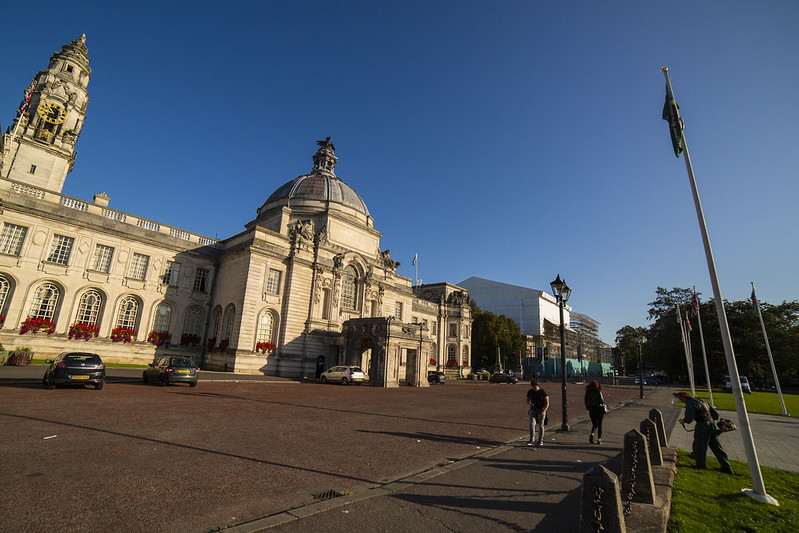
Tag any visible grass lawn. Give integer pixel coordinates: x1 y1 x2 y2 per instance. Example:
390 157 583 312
686 388 798 417
668 449 798 532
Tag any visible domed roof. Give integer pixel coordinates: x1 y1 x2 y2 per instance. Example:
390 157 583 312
260 138 370 217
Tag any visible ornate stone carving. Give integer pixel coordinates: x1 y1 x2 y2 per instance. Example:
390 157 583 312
333 253 345 269
379 249 400 272
289 219 315 250
448 290 469 306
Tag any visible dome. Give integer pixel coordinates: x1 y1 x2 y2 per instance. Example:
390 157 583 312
259 138 370 218
263 174 370 217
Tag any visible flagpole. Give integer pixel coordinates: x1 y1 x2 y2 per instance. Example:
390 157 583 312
662 66 776 505
752 282 788 416
694 289 714 407
677 305 695 396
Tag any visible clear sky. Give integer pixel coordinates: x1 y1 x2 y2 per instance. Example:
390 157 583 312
2 1 797 345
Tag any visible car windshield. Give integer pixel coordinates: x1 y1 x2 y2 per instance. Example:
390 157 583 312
170 358 195 367
350 367 363 373
64 354 101 363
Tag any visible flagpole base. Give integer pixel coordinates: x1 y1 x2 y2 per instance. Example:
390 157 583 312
742 489 779 506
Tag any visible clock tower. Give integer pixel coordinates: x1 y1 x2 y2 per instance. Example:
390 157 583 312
1 34 90 193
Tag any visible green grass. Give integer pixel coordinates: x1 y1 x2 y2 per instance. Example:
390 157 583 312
687 388 798 417
668 449 799 532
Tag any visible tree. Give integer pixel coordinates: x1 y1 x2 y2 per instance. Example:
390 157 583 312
470 300 524 371
615 325 647 375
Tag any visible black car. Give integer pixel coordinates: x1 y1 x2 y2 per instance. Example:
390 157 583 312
143 356 199 386
428 371 446 385
42 352 105 390
488 372 518 384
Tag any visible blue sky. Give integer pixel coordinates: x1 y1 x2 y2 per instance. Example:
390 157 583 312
2 1 797 344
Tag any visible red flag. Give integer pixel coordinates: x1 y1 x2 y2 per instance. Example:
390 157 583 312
691 292 700 317
17 90 32 117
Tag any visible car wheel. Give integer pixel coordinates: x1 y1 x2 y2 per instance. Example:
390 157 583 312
190 381 198 387
42 374 48 386
142 372 149 384
158 376 166 387
341 377 349 385
47 377 55 390
320 376 327 384
95 382 103 390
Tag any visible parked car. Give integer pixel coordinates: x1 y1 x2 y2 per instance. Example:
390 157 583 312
723 375 751 394
428 371 446 385
320 365 366 385
143 356 199 387
489 372 518 384
42 352 105 390
634 376 662 385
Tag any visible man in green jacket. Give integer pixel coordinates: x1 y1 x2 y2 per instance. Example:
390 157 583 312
675 392 733 474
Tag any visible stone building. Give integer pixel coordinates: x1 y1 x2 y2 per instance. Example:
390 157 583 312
0 36 471 386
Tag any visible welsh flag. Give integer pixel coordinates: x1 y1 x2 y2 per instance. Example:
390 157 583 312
662 87 685 157
751 287 760 316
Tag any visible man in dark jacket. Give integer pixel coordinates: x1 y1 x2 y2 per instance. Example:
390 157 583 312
675 392 733 474
526 380 549 446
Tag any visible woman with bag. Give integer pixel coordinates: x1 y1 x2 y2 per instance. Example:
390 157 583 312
584 381 607 444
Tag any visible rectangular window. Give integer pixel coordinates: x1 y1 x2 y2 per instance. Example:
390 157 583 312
92 244 114 273
432 321 437 335
163 261 181 286
0 223 28 256
449 323 457 337
29 165 37 174
266 269 281 294
128 253 149 280
46 234 74 265
193 268 209 292
394 302 403 321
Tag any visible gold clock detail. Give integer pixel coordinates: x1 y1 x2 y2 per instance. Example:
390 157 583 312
37 101 67 125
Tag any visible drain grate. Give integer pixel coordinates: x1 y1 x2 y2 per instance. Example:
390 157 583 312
312 489 343 501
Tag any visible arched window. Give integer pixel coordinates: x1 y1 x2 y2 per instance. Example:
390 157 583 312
152 302 172 332
222 304 235 341
447 345 457 364
30 283 59 320
182 306 204 337
340 266 357 309
75 289 102 326
0 275 11 315
211 306 222 339
256 311 275 344
462 345 469 366
116 296 138 330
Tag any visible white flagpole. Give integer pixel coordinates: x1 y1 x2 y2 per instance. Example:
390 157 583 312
677 305 695 396
694 290 714 407
752 282 788 416
662 66 776 505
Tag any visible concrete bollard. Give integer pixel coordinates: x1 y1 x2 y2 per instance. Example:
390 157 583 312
579 465 626 533
640 418 663 466
621 429 655 506
648 408 668 448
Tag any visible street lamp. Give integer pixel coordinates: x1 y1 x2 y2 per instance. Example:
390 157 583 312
637 335 644 399
550 274 572 431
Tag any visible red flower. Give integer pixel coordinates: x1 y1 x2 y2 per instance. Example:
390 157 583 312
19 316 56 335
110 327 136 343
256 341 274 354
69 322 99 341
147 330 171 347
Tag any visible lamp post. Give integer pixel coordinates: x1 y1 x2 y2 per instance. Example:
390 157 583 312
550 274 572 431
637 336 644 399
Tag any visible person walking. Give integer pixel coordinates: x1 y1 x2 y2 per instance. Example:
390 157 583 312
584 381 606 444
674 391 733 474
526 380 549 446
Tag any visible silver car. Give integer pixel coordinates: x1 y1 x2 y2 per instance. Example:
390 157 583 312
320 365 366 385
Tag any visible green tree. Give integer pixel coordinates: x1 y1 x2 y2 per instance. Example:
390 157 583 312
615 325 647 375
469 300 524 371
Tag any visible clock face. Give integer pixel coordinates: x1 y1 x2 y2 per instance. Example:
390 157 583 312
37 101 67 124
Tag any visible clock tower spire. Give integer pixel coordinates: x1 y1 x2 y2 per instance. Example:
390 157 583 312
1 35 91 193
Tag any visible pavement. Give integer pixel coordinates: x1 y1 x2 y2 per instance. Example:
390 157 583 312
229 387 685 532
3 365 795 532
